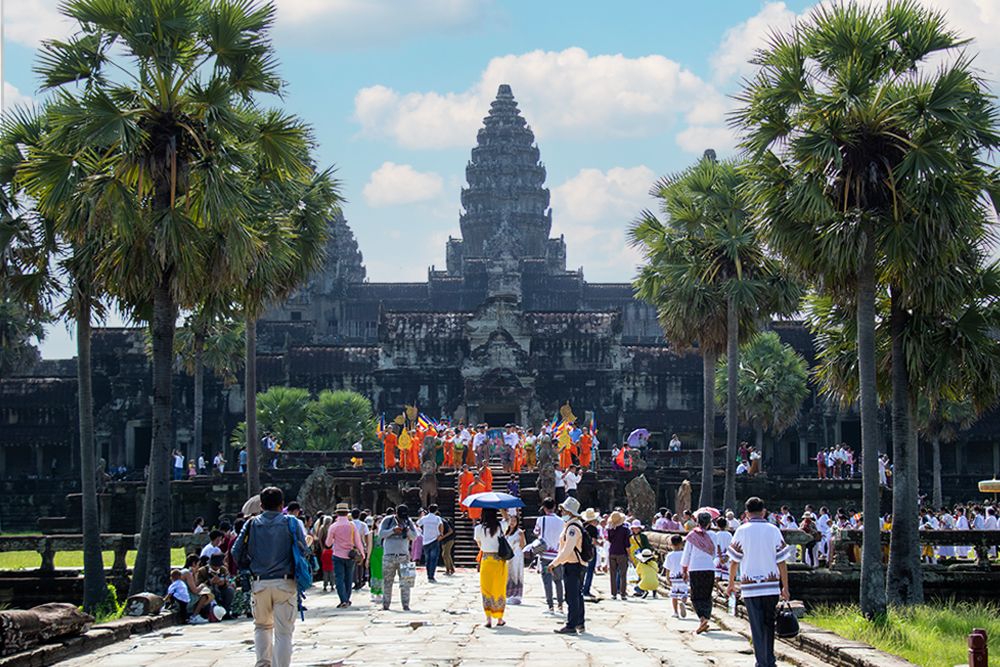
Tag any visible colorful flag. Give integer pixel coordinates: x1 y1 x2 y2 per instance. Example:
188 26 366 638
588 414 596 433
417 412 435 430
377 413 385 437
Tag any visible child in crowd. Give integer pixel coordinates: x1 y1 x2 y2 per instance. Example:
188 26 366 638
634 548 659 599
665 534 688 618
165 569 191 621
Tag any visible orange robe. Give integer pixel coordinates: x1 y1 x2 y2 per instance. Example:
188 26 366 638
513 445 523 473
480 467 493 491
408 432 423 471
383 433 397 470
558 430 573 470
579 434 592 469
459 470 474 504
443 436 455 467
467 481 486 520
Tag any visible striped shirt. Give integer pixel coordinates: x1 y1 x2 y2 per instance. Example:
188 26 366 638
727 518 793 599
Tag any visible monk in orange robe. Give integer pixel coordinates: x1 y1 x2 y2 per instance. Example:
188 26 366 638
466 477 486 520
480 465 493 491
557 430 573 470
513 441 523 473
408 429 422 471
383 429 398 471
579 429 593 469
443 430 456 468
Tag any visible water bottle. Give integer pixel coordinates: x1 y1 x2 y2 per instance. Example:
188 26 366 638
728 593 737 615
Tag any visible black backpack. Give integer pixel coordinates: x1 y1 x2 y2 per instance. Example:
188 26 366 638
575 521 596 562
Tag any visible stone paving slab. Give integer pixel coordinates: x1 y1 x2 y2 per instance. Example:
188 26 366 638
57 568 830 666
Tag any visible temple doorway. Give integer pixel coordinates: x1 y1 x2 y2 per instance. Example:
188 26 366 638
482 409 517 427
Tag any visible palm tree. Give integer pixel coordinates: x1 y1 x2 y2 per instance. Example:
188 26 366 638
715 331 810 469
240 164 339 496
175 309 244 463
917 398 976 509
0 107 110 613
736 0 1000 614
28 0 323 596
631 154 800 509
307 390 378 451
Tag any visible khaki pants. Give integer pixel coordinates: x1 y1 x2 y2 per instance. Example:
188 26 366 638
251 578 296 667
441 540 455 574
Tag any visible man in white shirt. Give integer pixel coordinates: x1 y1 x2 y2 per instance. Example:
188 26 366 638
213 451 225 474
472 427 488 467
554 465 566 503
534 497 565 613
199 529 225 559
736 461 749 475
172 450 185 480
563 466 581 498
197 454 206 474
502 426 519 473
668 434 682 452
417 504 444 582
727 496 792 667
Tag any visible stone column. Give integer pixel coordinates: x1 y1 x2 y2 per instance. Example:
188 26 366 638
799 434 809 474
993 441 999 477
35 446 45 478
955 439 964 475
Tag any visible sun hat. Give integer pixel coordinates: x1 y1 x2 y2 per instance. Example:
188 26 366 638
335 502 350 514
609 511 625 527
209 605 227 621
630 519 644 529
636 548 655 563
559 496 582 517
580 508 600 522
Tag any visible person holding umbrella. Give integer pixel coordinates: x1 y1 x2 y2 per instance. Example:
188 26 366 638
465 490 524 628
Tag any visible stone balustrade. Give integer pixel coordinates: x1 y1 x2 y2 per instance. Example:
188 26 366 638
830 529 1000 569
0 533 210 576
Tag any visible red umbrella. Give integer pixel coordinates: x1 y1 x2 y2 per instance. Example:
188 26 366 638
695 506 720 519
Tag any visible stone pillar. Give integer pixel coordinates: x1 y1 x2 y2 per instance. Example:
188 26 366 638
955 439 964 475
799 434 809 475
35 446 45 478
993 441 999 477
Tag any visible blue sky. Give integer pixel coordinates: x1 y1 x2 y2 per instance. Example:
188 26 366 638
4 0 998 359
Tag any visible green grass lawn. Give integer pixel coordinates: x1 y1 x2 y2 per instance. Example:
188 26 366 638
807 603 1000 667
0 548 188 571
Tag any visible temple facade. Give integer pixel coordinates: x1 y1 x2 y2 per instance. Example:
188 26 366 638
3 85 1000 489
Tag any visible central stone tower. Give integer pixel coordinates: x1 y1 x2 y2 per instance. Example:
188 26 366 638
446 84 566 276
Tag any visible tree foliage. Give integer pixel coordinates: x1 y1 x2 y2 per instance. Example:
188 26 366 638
715 331 809 436
306 390 378 451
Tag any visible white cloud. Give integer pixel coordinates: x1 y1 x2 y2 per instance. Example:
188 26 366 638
712 2 797 84
3 83 35 110
362 162 444 207
5 0 73 46
272 0 488 48
676 124 737 155
353 47 726 150
551 166 655 280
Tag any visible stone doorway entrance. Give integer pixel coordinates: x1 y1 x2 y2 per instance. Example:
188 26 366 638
482 409 517 427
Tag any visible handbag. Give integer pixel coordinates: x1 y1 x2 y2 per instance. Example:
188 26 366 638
775 601 800 638
348 524 364 563
497 533 514 561
400 560 417 587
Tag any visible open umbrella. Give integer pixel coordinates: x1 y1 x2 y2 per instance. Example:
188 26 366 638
241 494 262 516
627 428 650 447
694 506 721 519
460 492 525 509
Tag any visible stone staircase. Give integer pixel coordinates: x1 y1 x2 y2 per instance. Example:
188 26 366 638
450 462 515 568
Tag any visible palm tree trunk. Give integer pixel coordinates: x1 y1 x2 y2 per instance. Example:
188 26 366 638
931 430 942 509
245 315 261 496
699 348 717 507
192 332 205 465
724 294 738 512
77 297 107 612
856 226 886 618
886 290 922 605
139 275 176 595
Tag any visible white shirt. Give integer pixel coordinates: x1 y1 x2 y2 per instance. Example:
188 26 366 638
458 429 472 445
680 534 717 572
563 471 581 491
956 515 970 530
353 518 370 538
817 514 831 536
473 432 487 449
669 437 681 451
534 513 564 558
417 513 443 544
166 579 190 603
197 456 205 470
474 524 503 553
973 514 986 530
554 473 564 488
213 454 224 471
736 463 749 475
664 550 685 578
503 432 518 448
713 530 733 566
985 515 998 530
199 543 222 559
351 441 363 452
727 518 794 598
173 453 184 468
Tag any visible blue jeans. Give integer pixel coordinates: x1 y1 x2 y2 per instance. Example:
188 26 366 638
173 466 183 480
539 556 564 608
333 557 356 604
563 563 585 629
744 595 779 667
582 555 597 596
423 540 440 581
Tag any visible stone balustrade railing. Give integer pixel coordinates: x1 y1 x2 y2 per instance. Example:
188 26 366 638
830 529 1000 569
645 528 814 555
0 533 210 576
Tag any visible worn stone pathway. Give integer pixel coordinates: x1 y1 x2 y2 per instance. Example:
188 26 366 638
60 568 828 666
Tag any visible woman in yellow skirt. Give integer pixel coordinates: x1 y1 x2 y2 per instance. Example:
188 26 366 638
474 507 509 628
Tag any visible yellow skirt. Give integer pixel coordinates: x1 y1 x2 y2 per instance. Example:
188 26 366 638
480 554 508 619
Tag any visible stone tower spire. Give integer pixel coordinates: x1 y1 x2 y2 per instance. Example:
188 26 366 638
458 84 552 260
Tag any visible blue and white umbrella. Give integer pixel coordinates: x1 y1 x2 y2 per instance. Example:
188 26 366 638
627 428 650 447
460 491 525 509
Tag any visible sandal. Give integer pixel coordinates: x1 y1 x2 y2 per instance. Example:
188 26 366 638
497 620 506 627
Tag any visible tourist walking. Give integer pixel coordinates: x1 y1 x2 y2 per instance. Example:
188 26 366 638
606 510 630 599
231 486 308 667
726 496 793 667
682 511 717 634
580 507 600 599
440 514 456 575
379 505 417 611
505 513 525 604
417 504 444 582
326 503 365 608
474 507 508 627
533 497 565 612
549 496 587 634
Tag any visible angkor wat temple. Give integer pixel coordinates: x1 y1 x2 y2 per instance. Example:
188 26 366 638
2 85 997 498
